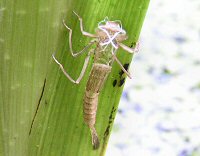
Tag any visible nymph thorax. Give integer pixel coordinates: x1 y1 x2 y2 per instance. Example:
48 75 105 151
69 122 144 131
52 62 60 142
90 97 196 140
93 19 128 65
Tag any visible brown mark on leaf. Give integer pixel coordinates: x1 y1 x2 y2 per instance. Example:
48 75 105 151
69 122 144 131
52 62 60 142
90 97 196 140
119 63 130 77
119 69 124 77
29 78 46 135
112 79 117 87
114 63 130 87
103 107 116 140
123 63 130 72
130 42 134 48
117 63 129 87
119 77 125 87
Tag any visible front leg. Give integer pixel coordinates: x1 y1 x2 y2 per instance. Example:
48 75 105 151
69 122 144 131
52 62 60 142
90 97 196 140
111 49 132 79
118 42 139 53
73 11 97 38
63 20 96 57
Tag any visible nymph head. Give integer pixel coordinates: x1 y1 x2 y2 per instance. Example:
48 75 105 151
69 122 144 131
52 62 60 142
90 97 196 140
96 17 128 48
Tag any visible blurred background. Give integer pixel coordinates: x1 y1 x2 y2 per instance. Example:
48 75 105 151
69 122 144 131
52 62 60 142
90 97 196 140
106 0 200 156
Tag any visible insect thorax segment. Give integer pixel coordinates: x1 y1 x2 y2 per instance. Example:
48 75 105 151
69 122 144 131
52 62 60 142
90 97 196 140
93 17 128 65
94 45 113 65
96 17 128 49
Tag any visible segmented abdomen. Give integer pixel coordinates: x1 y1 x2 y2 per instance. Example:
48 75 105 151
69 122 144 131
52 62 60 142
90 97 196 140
83 63 111 128
83 92 99 127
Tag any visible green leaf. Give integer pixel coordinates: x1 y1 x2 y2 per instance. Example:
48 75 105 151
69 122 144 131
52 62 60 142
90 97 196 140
0 0 149 156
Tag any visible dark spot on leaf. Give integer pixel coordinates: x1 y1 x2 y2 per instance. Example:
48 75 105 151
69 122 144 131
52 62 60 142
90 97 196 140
123 63 129 71
130 42 134 48
110 107 116 118
119 70 124 77
119 78 125 87
109 113 113 120
104 107 116 139
111 106 116 113
112 79 117 87
119 63 130 77
104 125 110 139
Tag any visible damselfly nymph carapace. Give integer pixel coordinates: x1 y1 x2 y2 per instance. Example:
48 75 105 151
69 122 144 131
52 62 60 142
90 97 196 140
52 11 139 149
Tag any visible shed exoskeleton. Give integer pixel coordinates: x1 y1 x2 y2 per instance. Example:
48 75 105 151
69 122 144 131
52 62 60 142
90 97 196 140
52 11 139 149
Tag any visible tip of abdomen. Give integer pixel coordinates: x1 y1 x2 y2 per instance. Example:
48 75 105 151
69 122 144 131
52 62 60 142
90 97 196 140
90 126 100 149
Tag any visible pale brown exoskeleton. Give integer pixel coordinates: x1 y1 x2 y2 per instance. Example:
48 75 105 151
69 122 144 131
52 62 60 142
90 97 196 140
52 11 139 149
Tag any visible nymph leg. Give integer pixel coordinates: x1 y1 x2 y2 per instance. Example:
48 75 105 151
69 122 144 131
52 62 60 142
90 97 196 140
52 51 91 84
63 20 96 57
112 49 132 79
118 42 139 53
73 11 97 38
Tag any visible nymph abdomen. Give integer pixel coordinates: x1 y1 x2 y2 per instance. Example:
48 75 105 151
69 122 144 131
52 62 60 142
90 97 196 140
83 63 111 149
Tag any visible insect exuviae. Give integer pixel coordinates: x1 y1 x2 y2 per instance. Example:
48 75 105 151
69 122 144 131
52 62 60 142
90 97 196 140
52 11 139 149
